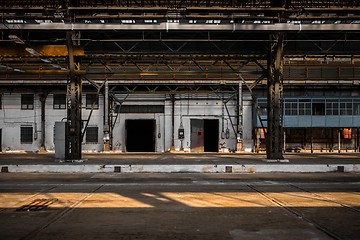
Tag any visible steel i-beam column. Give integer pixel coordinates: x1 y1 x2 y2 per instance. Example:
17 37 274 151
104 80 110 151
65 32 82 160
266 32 284 160
237 81 243 151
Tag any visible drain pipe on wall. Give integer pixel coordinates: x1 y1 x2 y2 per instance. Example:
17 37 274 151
171 94 176 151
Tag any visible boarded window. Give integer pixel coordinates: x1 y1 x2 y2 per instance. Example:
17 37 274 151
21 94 34 110
116 105 164 113
21 126 33 143
53 94 66 109
86 126 98 143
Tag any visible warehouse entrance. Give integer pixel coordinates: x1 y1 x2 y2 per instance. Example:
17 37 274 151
126 119 155 152
190 119 219 152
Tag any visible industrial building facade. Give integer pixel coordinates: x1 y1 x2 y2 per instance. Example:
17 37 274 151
1 1 360 158
1 87 359 153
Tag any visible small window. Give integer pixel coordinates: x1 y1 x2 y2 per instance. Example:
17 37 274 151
21 94 34 110
86 126 98 143
284 100 298 115
86 94 98 109
53 94 66 109
326 99 339 115
340 100 353 115
21 126 33 143
299 99 311 115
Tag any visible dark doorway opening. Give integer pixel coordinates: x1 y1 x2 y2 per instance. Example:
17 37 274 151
204 119 219 152
191 119 219 153
126 120 155 152
0 129 2 152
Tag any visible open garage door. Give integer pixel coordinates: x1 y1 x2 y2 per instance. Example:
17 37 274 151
126 119 155 152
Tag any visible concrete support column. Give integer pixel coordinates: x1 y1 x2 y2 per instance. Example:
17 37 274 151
66 31 82 160
266 32 284 160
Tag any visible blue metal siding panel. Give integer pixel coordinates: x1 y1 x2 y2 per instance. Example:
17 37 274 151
312 116 326 127
284 116 299 128
339 116 353 127
325 116 340 127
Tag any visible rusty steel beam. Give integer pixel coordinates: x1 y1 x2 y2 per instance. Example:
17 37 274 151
0 70 85 74
0 45 84 57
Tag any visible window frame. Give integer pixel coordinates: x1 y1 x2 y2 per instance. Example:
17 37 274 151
20 126 33 144
86 93 99 110
86 126 98 143
21 94 34 110
53 94 66 109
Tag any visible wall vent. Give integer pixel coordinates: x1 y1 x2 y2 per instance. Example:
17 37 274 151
225 166 232 173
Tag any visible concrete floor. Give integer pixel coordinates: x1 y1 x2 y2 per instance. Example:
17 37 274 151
1 152 360 165
0 173 359 240
1 152 360 173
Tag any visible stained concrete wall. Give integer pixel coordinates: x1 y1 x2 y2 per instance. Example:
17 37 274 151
0 91 253 153
112 93 250 152
0 92 105 152
1 93 42 151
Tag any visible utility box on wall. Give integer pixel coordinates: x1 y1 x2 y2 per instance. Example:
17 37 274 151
54 122 66 159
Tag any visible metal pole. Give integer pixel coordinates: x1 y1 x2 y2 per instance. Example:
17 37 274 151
104 80 110 151
170 94 175 151
237 81 243 151
311 128 313 153
338 129 341 153
39 93 47 152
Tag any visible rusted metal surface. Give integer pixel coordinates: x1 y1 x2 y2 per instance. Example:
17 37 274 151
0 45 84 57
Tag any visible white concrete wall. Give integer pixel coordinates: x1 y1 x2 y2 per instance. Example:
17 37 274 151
0 93 41 151
0 92 105 152
45 93 67 151
0 91 254 153
111 93 241 153
82 94 104 152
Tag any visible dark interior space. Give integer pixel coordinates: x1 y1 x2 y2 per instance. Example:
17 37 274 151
126 119 155 152
204 119 219 152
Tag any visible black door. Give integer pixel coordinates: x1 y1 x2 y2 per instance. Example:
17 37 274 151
126 120 155 152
